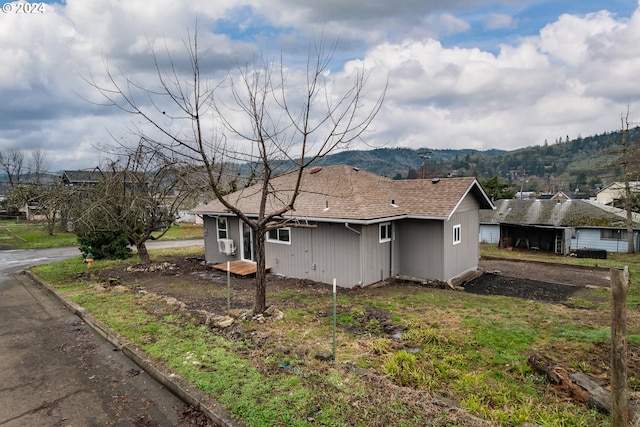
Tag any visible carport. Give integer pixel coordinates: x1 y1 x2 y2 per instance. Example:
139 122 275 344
499 223 570 254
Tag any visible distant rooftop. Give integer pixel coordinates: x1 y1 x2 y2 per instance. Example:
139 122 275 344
480 198 640 228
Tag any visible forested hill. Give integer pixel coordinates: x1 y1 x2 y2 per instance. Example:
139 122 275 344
314 126 640 194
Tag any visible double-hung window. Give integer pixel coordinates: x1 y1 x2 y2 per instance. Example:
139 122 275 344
453 224 461 245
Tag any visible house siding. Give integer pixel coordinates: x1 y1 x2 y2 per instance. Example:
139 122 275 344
396 219 444 280
571 228 640 253
597 182 640 205
266 222 362 287
443 196 480 281
202 215 242 264
196 174 491 286
479 224 500 244
360 223 392 286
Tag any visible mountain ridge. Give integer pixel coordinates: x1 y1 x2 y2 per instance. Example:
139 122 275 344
313 126 640 194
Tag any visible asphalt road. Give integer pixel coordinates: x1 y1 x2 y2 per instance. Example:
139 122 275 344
0 240 205 427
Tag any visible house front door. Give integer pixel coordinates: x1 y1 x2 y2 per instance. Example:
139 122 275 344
241 222 255 261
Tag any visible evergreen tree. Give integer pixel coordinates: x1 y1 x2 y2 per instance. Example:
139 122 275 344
480 176 515 200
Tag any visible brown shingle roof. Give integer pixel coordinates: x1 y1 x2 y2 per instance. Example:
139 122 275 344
192 165 492 223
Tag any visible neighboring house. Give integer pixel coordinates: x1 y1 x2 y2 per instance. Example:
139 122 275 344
60 169 104 230
61 169 103 187
596 181 640 207
479 199 640 254
550 190 592 201
192 165 494 288
0 173 60 219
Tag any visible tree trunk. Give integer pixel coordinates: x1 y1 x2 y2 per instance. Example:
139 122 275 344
621 116 635 254
254 228 267 314
46 211 56 236
136 242 151 264
625 180 635 253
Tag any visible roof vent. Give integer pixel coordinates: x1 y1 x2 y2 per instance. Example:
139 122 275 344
432 178 440 184
309 166 322 174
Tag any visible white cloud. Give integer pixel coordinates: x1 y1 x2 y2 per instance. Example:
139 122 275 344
337 4 640 153
0 0 639 172
537 10 622 67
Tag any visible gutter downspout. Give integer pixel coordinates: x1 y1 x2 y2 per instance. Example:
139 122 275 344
345 223 361 235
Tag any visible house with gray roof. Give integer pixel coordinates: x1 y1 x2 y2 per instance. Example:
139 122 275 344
61 169 103 186
192 165 494 288
479 199 640 254
550 190 592 201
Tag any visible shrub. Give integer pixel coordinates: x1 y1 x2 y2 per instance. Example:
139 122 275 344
77 231 131 260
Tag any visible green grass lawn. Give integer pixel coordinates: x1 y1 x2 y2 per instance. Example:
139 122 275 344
0 220 203 249
30 244 640 426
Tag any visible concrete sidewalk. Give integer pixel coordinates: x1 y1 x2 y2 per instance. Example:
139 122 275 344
22 269 247 427
0 271 185 426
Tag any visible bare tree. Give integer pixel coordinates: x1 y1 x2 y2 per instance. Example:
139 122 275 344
0 148 25 188
3 149 63 231
39 182 79 236
74 143 194 264
88 31 385 313
619 109 639 253
31 149 46 184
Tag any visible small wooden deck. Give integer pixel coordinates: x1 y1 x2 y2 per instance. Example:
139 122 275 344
212 260 270 276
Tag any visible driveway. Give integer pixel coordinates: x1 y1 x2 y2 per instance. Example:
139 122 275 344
479 257 612 288
0 240 210 426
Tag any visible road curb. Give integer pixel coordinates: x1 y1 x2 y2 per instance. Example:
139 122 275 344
21 269 247 427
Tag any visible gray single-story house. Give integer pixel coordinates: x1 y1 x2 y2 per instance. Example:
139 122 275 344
479 198 640 254
192 165 494 288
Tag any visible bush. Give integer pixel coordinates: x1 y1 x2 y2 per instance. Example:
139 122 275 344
77 231 131 260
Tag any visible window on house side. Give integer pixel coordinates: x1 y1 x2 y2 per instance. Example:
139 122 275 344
601 229 628 240
453 224 461 245
267 228 291 244
217 217 228 240
380 222 391 243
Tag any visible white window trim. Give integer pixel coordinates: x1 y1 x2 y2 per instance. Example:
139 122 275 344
453 224 461 245
216 217 228 240
267 227 292 245
379 222 392 243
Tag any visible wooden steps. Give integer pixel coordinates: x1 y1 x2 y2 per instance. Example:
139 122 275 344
212 260 270 276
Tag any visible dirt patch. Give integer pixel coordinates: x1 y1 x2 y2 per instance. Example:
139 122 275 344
479 257 611 288
464 273 581 301
96 257 341 314
96 256 612 309
462 258 612 303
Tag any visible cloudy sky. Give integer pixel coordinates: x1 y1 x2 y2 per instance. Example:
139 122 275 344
1 0 639 172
